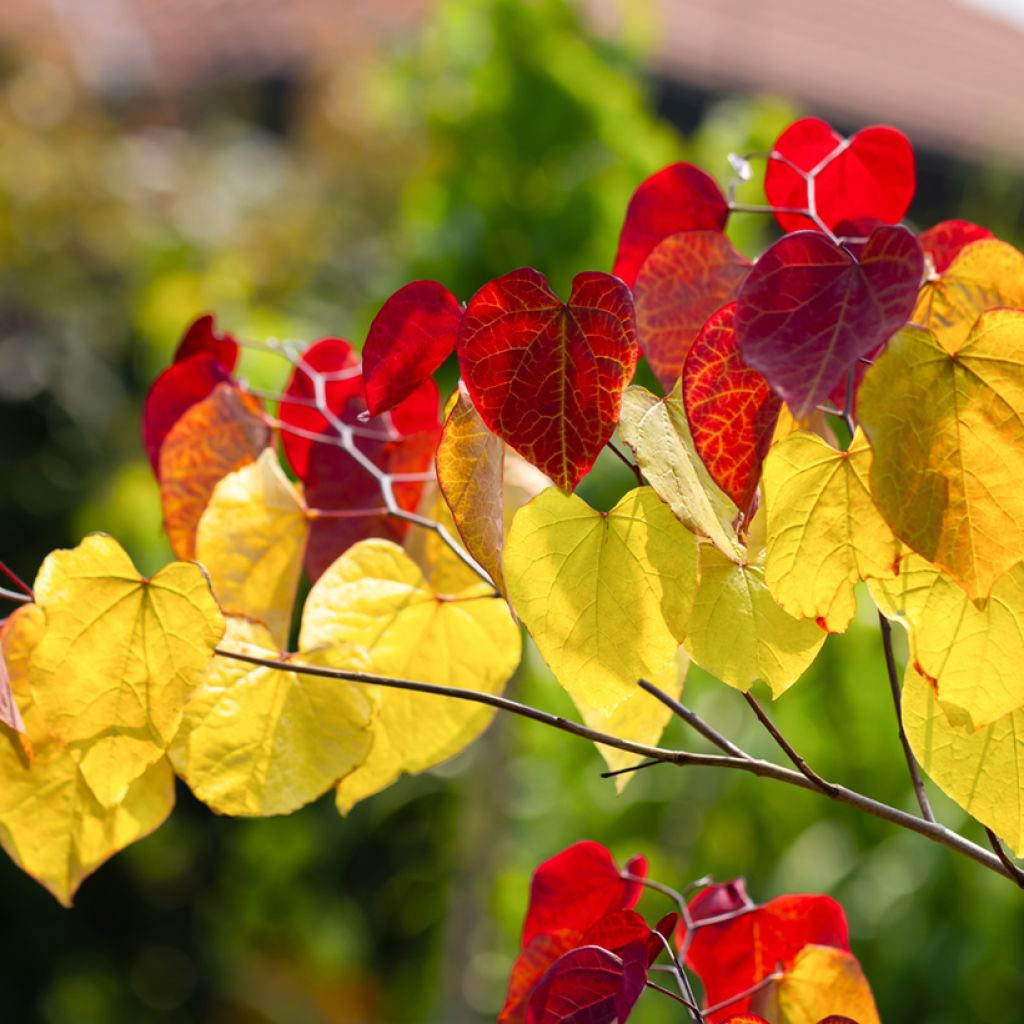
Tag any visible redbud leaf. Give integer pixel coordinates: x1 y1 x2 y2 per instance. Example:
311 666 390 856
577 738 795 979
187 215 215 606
917 219 994 274
736 226 923 417
765 118 915 234
142 354 234 475
362 280 462 415
633 231 750 390
683 302 782 517
173 313 239 371
458 268 637 490
613 162 730 287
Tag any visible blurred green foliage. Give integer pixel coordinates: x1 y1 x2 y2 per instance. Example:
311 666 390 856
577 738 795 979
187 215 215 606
1 0 1022 1021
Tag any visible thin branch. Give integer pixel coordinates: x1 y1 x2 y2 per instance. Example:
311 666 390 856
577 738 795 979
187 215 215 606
601 759 661 779
743 691 838 796
0 586 31 605
606 439 644 486
0 562 33 597
647 927 704 1023
213 648 1022 886
646 980 699 1012
985 828 1024 889
704 969 783 1016
638 679 751 759
878 612 936 822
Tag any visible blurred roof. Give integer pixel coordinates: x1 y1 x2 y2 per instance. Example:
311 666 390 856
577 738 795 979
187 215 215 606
587 0 1024 165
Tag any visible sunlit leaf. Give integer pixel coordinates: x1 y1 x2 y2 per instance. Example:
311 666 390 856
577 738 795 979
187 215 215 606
457 268 638 490
859 311 1024 600
195 449 309 650
296 540 520 813
505 487 698 712
903 661 1024 857
917 219 994 275
913 238 1024 352
173 313 239 371
763 429 898 632
171 616 373 816
0 605 174 906
633 231 749 391
29 535 224 807
618 384 743 561
159 382 271 559
752 945 880 1024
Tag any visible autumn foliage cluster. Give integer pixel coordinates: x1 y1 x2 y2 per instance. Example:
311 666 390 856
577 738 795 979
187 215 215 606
2 116 1024 1021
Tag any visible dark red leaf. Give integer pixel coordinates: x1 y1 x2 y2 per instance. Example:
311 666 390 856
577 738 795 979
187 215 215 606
918 219 995 274
765 118 915 235
720 1017 771 1024
362 280 462 415
173 313 239 372
0 646 25 734
142 355 234 476
457 269 638 490
634 231 750 391
613 163 730 288
735 225 923 417
683 302 782 516
500 931 579 1024
526 942 648 1024
521 841 645 949
679 881 850 1024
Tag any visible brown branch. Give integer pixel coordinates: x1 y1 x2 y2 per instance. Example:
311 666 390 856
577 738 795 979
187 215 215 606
878 611 936 822
985 828 1024 889
638 679 751 759
214 647 1021 886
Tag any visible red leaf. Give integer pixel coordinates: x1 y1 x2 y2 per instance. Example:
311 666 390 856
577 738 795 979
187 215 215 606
0 645 25 734
765 118 915 234
457 269 638 490
613 163 730 287
173 313 239 372
142 355 234 476
634 231 751 391
683 302 782 516
362 280 462 415
918 219 995 274
720 1017 771 1024
521 841 645 949
679 881 850 1024
526 942 648 1024
735 225 923 417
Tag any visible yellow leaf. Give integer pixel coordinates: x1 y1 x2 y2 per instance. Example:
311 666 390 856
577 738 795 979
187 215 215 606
573 649 690 792
870 552 1024 729
763 428 898 632
903 661 1024 857
195 449 308 649
618 384 743 560
860 311 1024 600
29 534 224 808
753 945 880 1024
684 536 825 697
171 616 373 816
159 383 271 559
0 605 174 906
504 486 697 712
914 238 1024 352
297 539 521 814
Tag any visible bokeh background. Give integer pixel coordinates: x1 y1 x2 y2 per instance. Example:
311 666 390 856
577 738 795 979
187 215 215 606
1 0 1023 1021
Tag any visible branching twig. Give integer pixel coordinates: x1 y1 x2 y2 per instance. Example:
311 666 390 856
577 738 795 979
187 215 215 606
985 828 1024 889
638 679 751 759
878 612 936 823
213 648 1023 886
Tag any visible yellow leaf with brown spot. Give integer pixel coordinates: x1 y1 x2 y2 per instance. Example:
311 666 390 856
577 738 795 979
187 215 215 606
860 311 1024 600
159 382 271 559
171 616 373 816
504 486 698 713
904 661 1024 857
196 449 308 649
763 428 898 632
870 552 1024 729
297 539 521 814
914 238 1024 352
28 534 224 808
0 605 174 906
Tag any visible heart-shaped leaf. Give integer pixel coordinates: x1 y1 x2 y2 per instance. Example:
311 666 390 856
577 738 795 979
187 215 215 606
765 118 915 234
736 226 923 417
613 162 729 287
362 280 462 415
683 302 782 517
457 268 637 490
633 231 750 390
173 313 239 371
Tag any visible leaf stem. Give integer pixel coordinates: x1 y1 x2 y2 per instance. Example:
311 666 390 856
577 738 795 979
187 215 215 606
213 648 1021 886
0 586 31 605
878 611 936 822
0 561 33 597
606 438 644 486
